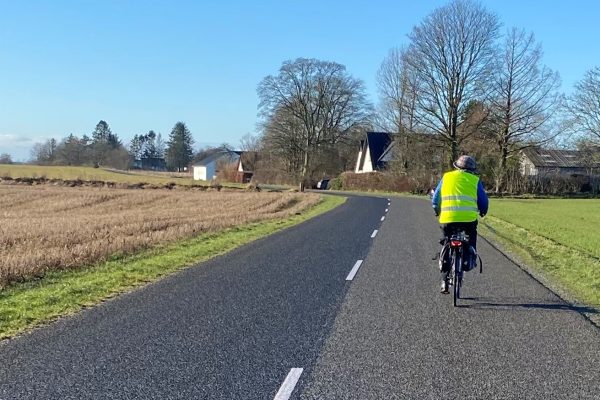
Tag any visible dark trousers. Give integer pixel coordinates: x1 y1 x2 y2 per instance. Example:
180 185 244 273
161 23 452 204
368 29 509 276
440 221 478 250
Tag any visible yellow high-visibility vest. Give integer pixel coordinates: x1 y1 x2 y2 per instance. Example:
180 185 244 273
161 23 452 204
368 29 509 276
439 170 479 223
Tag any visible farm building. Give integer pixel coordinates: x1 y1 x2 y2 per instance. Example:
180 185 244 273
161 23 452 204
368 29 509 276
236 154 254 183
520 147 600 177
132 157 166 171
193 150 254 182
193 151 240 181
354 132 393 173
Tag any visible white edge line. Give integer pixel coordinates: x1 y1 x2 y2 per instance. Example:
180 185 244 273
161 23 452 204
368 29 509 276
346 259 363 281
274 368 303 400
381 216 385 221
371 229 378 238
385 208 388 212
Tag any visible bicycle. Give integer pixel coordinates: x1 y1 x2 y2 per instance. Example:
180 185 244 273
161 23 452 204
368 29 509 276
439 229 483 307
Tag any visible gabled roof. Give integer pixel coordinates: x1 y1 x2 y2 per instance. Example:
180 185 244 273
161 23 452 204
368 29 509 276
193 151 241 166
378 140 396 164
366 132 393 169
522 148 592 168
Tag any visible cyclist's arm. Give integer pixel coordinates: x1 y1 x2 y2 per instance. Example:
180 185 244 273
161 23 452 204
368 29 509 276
477 181 489 216
432 179 442 215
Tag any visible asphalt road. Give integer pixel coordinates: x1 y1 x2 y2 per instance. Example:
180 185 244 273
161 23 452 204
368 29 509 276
1 195 599 399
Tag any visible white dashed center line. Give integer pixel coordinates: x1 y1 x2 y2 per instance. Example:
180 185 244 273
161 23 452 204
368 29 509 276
346 259 364 281
385 208 389 213
381 216 385 221
371 230 378 238
274 368 303 400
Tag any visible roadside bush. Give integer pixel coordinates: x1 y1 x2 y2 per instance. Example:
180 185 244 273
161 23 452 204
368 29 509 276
503 172 596 195
329 176 342 190
335 172 411 192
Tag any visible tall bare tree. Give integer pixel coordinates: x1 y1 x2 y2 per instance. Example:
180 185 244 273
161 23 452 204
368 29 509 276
261 105 306 177
567 66 600 144
376 47 418 135
406 0 500 165
257 58 372 188
376 47 423 173
488 28 561 191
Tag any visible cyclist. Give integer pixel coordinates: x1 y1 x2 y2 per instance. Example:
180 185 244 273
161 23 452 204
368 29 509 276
432 155 489 294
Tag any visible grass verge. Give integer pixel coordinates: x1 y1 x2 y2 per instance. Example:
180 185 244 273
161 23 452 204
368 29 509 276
479 216 600 310
0 194 346 340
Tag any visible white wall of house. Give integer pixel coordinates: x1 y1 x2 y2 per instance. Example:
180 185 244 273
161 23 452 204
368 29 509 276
354 150 363 173
355 149 374 173
362 149 373 173
520 156 538 176
193 163 217 181
193 165 207 180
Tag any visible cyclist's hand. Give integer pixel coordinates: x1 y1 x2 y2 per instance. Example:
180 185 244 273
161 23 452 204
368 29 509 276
480 213 486 218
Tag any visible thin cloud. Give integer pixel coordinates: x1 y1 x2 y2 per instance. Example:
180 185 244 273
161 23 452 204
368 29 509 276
0 134 52 147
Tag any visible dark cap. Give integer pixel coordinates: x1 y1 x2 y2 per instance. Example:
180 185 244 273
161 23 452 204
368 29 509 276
453 155 476 171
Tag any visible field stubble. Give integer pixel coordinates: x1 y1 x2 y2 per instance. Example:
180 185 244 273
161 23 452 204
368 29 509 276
0 186 319 287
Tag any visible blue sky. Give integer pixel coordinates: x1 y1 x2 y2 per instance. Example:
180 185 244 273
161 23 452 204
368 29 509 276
1 0 599 161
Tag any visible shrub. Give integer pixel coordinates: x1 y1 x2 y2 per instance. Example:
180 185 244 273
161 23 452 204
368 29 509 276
329 176 342 190
335 172 412 192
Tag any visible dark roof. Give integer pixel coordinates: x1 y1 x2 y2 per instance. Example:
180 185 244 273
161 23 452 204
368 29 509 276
522 148 592 168
366 132 393 169
378 140 396 163
193 151 241 166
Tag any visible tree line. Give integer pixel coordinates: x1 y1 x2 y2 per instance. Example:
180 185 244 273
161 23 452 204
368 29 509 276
30 121 195 172
254 0 600 192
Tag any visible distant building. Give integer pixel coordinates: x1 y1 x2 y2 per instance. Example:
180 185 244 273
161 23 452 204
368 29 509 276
520 147 599 176
193 151 241 181
236 153 255 183
132 157 166 171
354 132 393 173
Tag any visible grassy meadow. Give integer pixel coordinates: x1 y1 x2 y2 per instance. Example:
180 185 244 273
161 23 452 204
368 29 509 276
479 198 600 308
0 164 200 185
0 185 320 287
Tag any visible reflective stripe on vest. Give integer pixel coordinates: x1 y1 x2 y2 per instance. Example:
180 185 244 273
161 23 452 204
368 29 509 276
439 170 479 223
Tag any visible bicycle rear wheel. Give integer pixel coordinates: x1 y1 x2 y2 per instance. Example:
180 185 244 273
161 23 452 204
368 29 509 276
452 251 461 307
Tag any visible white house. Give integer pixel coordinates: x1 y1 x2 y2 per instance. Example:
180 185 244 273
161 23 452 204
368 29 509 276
355 132 393 173
193 151 240 181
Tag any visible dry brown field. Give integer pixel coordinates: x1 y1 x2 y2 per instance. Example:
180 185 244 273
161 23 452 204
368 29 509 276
0 185 319 287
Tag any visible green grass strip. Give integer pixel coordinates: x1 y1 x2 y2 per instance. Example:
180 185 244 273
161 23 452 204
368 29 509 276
0 195 346 340
479 216 600 309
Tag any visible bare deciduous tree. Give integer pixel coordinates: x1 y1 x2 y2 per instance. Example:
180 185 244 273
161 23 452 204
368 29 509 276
488 28 562 192
257 58 372 188
0 153 12 164
261 105 306 177
406 0 500 165
376 47 418 135
377 47 425 173
30 138 58 164
567 66 600 144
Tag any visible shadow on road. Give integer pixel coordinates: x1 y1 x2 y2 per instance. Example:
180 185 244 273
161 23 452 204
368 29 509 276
457 297 598 314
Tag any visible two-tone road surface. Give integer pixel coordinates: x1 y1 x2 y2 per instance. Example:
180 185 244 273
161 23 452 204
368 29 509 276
1 196 599 399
